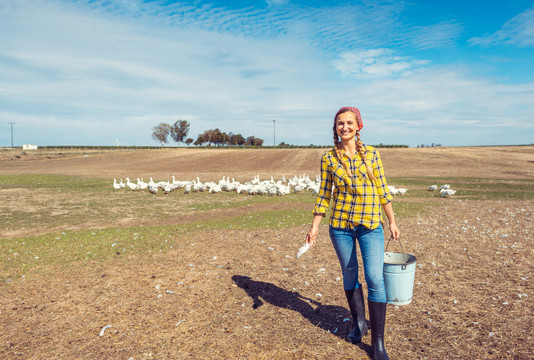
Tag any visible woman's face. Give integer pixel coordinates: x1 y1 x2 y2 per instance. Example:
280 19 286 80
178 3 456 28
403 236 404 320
336 111 357 142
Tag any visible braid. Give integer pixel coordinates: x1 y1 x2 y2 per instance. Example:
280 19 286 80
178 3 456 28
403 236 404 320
356 131 377 182
332 122 353 177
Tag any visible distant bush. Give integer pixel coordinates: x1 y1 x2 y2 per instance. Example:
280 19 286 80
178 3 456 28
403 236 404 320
416 143 441 148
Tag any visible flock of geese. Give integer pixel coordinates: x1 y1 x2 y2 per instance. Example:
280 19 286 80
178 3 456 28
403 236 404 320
112 175 321 196
112 176 456 198
428 184 457 197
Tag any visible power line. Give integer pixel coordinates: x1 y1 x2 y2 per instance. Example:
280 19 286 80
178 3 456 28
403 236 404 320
273 119 276 148
8 122 15 149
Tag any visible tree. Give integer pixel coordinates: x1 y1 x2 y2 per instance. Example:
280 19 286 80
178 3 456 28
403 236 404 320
194 129 262 147
199 129 216 146
194 134 206 146
152 123 172 147
185 138 193 146
245 136 264 147
211 129 222 146
170 119 190 145
197 128 226 146
230 133 246 146
218 131 230 146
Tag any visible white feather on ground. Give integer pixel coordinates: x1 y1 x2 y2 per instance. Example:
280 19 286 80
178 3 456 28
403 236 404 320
99 324 112 336
296 243 310 259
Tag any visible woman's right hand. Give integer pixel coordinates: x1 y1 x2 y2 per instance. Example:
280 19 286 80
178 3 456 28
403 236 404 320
306 214 324 247
306 227 318 247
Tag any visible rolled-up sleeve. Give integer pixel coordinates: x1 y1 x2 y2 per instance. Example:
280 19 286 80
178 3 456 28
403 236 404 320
313 154 333 215
373 149 393 205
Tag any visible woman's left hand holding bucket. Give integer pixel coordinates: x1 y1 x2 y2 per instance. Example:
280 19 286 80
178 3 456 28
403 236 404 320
389 221 400 241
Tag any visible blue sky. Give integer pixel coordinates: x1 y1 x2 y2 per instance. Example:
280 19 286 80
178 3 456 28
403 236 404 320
1 0 533 147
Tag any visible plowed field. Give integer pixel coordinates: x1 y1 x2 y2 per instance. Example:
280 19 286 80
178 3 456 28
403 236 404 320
1 146 533 359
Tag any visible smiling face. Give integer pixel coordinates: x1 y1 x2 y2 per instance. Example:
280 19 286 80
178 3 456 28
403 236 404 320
335 110 358 143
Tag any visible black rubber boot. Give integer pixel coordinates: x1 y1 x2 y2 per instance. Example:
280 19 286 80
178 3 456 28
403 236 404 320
368 300 390 360
344 286 368 343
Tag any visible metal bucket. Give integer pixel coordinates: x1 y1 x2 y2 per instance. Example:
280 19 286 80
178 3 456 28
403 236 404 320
383 238 416 305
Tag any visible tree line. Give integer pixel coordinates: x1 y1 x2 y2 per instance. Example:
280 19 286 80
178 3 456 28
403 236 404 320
152 120 264 147
152 120 407 148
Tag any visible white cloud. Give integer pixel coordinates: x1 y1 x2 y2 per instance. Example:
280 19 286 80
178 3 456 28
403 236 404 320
266 0 290 6
470 6 534 47
341 65 534 146
332 49 430 79
400 21 463 49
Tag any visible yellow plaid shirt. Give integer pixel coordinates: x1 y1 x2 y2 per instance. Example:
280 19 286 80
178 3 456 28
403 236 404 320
313 146 393 230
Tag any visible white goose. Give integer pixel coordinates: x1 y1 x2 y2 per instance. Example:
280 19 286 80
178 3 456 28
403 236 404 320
209 184 222 194
126 178 138 191
137 178 148 191
193 177 206 192
163 182 174 194
440 188 456 197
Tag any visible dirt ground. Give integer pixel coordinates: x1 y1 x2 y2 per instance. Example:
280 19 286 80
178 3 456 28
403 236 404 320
1 145 534 180
1 146 533 359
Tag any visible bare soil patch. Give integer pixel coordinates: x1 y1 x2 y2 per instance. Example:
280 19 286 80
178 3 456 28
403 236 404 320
1 199 532 359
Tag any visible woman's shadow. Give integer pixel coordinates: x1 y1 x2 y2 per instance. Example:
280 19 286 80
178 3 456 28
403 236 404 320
231 275 371 353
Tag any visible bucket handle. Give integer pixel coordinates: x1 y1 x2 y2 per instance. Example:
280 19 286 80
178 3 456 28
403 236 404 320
385 236 409 265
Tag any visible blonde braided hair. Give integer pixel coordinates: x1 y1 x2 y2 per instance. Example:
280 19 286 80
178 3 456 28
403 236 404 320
332 124 353 177
356 130 377 182
333 108 377 182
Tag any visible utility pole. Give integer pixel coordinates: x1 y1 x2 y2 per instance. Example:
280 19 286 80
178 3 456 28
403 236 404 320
273 119 276 148
8 122 15 149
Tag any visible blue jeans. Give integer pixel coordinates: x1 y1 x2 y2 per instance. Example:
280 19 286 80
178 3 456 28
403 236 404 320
329 225 386 303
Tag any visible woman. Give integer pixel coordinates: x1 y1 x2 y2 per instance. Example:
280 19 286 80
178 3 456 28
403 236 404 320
306 106 400 360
